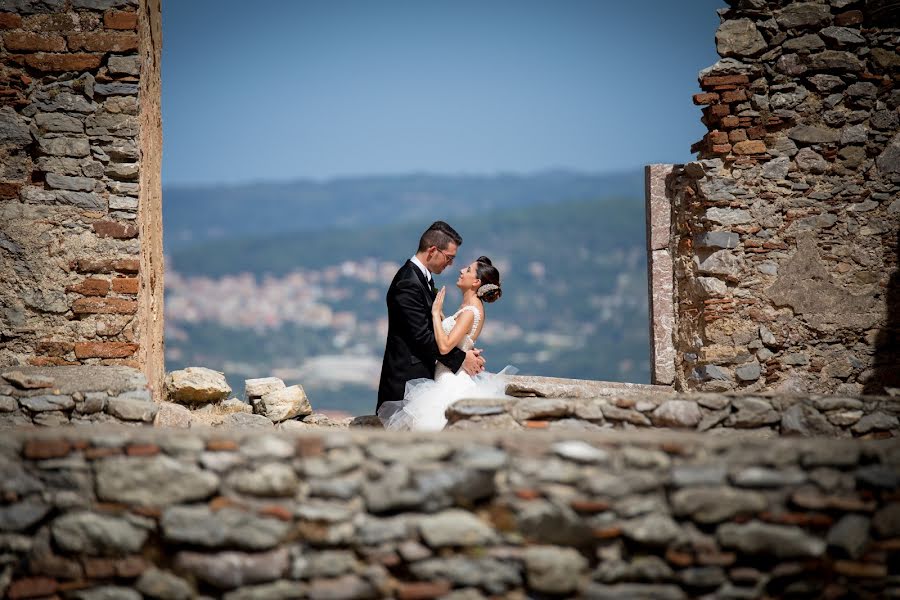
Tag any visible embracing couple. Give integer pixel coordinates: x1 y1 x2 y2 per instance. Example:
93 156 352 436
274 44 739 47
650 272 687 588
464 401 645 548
376 221 510 431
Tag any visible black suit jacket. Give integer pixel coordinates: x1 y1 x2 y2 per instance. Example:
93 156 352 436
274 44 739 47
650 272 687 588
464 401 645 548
377 260 466 410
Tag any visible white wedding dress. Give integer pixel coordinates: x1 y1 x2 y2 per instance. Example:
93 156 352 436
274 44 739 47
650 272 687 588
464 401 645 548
378 305 515 431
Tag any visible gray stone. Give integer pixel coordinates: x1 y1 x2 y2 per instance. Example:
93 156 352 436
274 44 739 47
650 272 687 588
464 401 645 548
679 566 726 589
135 568 194 600
696 277 727 296
96 455 219 506
808 74 844 93
51 511 147 556
1 370 55 389
827 514 870 559
294 499 358 523
777 3 831 29
166 367 231 405
0 396 15 412
240 435 294 459
106 397 158 422
419 509 496 547
86 112 138 137
19 394 75 412
808 50 863 72
705 207 751 225
877 133 900 175
222 412 274 428
0 107 31 147
693 365 730 382
153 401 192 428
788 125 840 144
516 499 593 546
292 550 358 579
694 231 739 249
698 408 730 432
226 463 298 497
621 513 682 546
731 397 779 427
731 467 806 488
162 506 289 550
671 487 767 523
94 82 139 96
718 521 826 558
45 173 96 192
841 124 868 146
848 199 877 212
70 588 142 600
306 574 376 600
410 557 521 595
856 465 900 490
873 503 900 538
522 545 587 594
782 353 809 366
0 500 50 532
672 464 727 487
244 377 285 399
851 411 899 434
37 136 90 157
781 403 836 436
222 580 307 600
782 34 824 54
355 515 412 546
585 584 686 600
107 55 140 76
716 18 767 57
735 362 761 382
795 148 828 174
551 440 609 463
34 113 83 134
651 400 701 428
109 194 138 210
761 156 790 179
255 385 311 423
820 26 865 46
367 441 452 463
174 548 290 590
21 186 105 210
105 162 139 180
695 250 743 282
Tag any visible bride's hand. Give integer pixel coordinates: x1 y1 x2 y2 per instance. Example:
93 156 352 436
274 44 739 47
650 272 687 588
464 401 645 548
432 287 445 318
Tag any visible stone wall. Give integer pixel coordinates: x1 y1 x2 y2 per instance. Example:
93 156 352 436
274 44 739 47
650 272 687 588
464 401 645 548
1 427 897 599
0 0 163 399
665 0 900 394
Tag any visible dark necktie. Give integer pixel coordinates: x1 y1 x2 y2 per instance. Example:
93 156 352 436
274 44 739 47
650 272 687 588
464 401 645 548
428 277 437 297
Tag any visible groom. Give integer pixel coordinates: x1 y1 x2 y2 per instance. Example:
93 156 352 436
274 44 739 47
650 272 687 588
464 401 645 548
377 221 485 411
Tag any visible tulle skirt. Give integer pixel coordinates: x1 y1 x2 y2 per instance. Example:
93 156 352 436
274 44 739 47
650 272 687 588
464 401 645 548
378 364 517 431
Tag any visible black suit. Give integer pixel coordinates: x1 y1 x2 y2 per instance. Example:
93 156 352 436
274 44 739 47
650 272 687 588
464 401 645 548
377 260 466 410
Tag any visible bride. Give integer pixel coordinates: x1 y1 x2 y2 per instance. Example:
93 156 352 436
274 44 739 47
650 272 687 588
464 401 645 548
378 256 512 431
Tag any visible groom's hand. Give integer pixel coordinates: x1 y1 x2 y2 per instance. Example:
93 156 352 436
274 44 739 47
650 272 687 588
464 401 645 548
462 348 485 376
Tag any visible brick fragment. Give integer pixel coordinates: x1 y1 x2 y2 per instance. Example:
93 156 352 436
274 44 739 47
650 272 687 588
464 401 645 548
74 341 138 358
3 32 66 52
570 499 610 513
67 32 138 52
83 558 116 579
747 125 766 139
0 12 22 29
834 560 887 578
72 297 137 315
207 439 238 451
729 129 748 143
720 115 740 129
93 221 138 239
84 446 121 459
700 74 749 88
665 548 694 567
104 10 138 30
73 258 139 274
258 505 293 521
593 526 622 539
515 488 541 500
99 358 139 368
67 277 110 296
692 92 719 105
111 276 139 294
732 140 767 155
7 577 58 599
708 131 729 145
711 143 733 154
721 89 748 103
24 439 71 460
126 444 159 457
35 340 74 356
24 53 102 72
524 420 549 429
708 104 730 119
397 581 453 600
0 182 21 199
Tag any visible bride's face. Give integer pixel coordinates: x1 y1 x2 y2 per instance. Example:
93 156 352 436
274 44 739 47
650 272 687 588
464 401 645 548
456 261 481 291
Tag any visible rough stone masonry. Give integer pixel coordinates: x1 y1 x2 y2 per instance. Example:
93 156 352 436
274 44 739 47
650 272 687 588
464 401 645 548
659 0 900 395
0 0 163 398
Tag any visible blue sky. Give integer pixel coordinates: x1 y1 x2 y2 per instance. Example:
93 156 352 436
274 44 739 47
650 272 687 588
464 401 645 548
162 0 724 186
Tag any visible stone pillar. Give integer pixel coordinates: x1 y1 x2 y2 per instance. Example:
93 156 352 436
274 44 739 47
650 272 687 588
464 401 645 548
645 164 676 386
0 0 164 400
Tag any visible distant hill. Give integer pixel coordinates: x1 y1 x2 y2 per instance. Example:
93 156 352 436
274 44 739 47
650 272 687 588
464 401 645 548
162 170 643 251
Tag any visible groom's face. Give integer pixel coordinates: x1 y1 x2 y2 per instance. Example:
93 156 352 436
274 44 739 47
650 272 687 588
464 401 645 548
428 242 458 274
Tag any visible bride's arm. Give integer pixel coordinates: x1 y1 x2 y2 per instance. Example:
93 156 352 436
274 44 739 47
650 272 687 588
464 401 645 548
431 288 474 354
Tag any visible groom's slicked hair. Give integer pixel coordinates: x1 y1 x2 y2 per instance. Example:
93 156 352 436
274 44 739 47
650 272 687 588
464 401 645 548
418 221 462 252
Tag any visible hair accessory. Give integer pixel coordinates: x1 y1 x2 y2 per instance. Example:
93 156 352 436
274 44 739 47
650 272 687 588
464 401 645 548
477 283 500 298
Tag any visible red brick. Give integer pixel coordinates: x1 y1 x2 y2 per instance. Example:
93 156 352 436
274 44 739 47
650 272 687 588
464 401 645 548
835 10 863 26
524 420 549 429
570 499 611 513
24 53 103 72
72 297 137 315
207 439 239 451
711 143 732 154
83 558 116 579
23 439 71 460
104 10 137 30
515 488 541 500
111 276 139 294
834 560 887 578
0 13 22 29
99 358 139 368
126 443 159 457
296 437 324 457
747 125 766 139
35 340 74 356
700 74 749 88
74 341 138 359
708 104 730 119
728 129 748 143
93 221 138 239
593 526 623 539
720 115 740 129
3 32 66 52
28 356 77 366
708 131 729 145
67 32 138 52
397 581 453 600
732 140 767 155
665 548 694 567
0 181 21 199
692 92 719 105
67 277 110 296
84 447 121 459
73 258 140 274
721 89 748 103
7 577 58 599
259 504 293 521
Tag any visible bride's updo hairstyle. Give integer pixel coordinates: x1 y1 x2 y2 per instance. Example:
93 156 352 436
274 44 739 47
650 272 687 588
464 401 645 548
475 256 502 303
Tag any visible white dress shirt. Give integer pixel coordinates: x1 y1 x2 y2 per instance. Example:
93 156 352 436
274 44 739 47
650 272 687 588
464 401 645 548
410 255 432 284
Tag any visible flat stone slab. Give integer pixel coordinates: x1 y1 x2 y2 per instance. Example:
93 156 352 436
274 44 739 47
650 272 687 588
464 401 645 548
0 366 147 396
504 375 672 399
